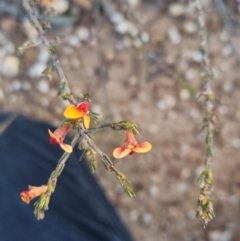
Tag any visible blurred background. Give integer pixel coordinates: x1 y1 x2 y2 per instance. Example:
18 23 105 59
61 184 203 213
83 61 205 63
0 0 240 240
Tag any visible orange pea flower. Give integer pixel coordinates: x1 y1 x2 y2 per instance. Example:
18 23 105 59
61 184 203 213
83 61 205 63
48 123 73 153
63 102 90 129
113 130 152 159
20 185 48 204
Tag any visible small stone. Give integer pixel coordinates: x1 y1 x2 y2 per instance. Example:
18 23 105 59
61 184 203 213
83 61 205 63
223 81 233 93
221 45 233 57
22 19 39 41
142 213 153 225
115 21 128 34
68 35 81 47
28 62 46 78
180 89 190 101
148 185 159 197
185 68 196 81
11 80 22 91
2 55 19 78
157 96 176 110
218 105 229 115
167 27 181 44
189 108 200 119
219 30 228 42
129 210 139 222
168 4 185 17
208 229 233 241
127 0 140 8
51 0 70 14
38 47 49 63
37 79 49 93
191 51 202 62
175 182 189 194
76 26 90 42
231 138 240 148
183 21 197 34
110 13 125 25
141 31 150 43
128 22 139 37
0 89 4 100
148 124 159 133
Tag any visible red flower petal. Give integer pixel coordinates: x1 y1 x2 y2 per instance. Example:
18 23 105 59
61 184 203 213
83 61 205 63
48 129 60 144
20 191 31 204
77 102 89 112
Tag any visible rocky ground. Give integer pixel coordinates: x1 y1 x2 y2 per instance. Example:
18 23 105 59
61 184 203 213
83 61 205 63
0 0 240 241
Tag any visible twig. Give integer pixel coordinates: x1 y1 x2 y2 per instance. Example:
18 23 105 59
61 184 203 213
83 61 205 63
192 0 216 226
93 0 113 121
21 0 75 102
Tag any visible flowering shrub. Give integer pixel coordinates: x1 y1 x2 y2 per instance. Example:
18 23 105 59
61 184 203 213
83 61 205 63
19 0 152 220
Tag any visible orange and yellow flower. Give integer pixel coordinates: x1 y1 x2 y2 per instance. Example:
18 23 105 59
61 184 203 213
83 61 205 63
20 185 48 204
113 130 152 159
48 123 72 153
63 102 90 129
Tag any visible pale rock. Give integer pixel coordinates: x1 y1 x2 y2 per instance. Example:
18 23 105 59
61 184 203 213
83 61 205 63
141 31 150 43
219 30 229 42
185 68 196 81
133 38 141 48
221 45 233 57
181 167 191 179
167 27 181 44
128 22 139 37
129 210 139 222
115 21 128 34
191 50 202 62
2 55 19 78
37 79 49 93
76 26 90 42
37 47 49 63
28 62 46 78
183 21 197 34
189 108 200 119
168 4 185 17
11 80 22 91
127 0 140 8
0 89 4 100
157 96 176 110
223 81 233 93
218 105 229 115
110 13 125 25
209 229 233 241
22 19 38 41
148 185 159 197
142 213 153 225
175 182 189 193
68 35 81 47
148 124 159 133
51 0 70 14
231 138 240 148
180 89 190 101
